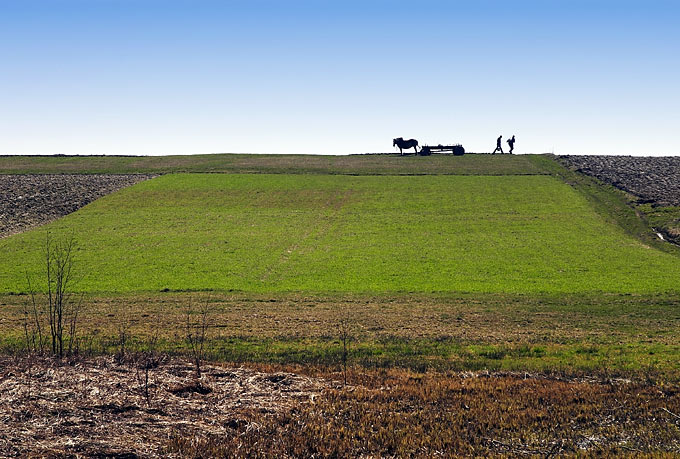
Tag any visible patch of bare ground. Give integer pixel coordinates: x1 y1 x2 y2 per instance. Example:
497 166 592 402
0 355 326 457
0 174 156 238
559 155 680 206
1 356 679 457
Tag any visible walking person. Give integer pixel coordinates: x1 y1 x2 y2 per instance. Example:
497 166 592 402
492 135 503 154
507 135 515 154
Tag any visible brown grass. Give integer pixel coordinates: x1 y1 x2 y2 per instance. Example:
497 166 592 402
2 292 679 381
3 292 678 346
2 355 676 457
0 153 548 176
171 368 680 457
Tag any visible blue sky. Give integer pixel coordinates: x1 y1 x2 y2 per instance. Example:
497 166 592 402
1 0 678 155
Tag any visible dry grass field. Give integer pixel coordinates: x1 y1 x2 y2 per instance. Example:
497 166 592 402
1 355 679 457
0 153 546 175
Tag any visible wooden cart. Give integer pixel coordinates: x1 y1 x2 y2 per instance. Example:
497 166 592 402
419 144 465 156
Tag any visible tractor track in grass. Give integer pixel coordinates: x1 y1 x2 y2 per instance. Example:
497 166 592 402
259 189 355 284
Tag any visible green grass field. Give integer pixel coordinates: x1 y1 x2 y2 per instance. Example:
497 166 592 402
2 172 679 294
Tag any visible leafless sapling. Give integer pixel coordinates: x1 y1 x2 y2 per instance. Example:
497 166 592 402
185 297 212 378
26 232 84 358
136 313 162 407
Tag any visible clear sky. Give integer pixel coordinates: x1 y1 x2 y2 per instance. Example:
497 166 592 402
1 0 678 156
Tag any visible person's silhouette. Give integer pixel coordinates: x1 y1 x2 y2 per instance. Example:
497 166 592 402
493 135 503 154
507 135 515 154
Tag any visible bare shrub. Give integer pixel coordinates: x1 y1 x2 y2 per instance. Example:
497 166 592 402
135 329 162 407
25 232 84 358
131 307 165 407
185 297 212 378
21 295 43 353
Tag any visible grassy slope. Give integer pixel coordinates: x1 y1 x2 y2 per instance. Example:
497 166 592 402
1 172 679 294
531 154 680 255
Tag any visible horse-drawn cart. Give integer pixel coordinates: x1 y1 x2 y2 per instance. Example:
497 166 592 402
393 137 465 156
419 144 465 156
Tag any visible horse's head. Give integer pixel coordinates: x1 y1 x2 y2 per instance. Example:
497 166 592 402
393 137 403 146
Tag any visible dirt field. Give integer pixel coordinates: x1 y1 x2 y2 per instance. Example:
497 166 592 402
0 174 155 238
559 155 680 206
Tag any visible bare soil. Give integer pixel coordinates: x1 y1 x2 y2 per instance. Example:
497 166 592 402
0 174 155 238
559 155 680 206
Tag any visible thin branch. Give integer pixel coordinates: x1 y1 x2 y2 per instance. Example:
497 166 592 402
662 407 680 421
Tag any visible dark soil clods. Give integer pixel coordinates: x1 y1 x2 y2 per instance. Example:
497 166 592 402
0 174 156 237
559 155 680 207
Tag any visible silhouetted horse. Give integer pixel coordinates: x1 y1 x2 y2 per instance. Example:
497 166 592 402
393 137 419 155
